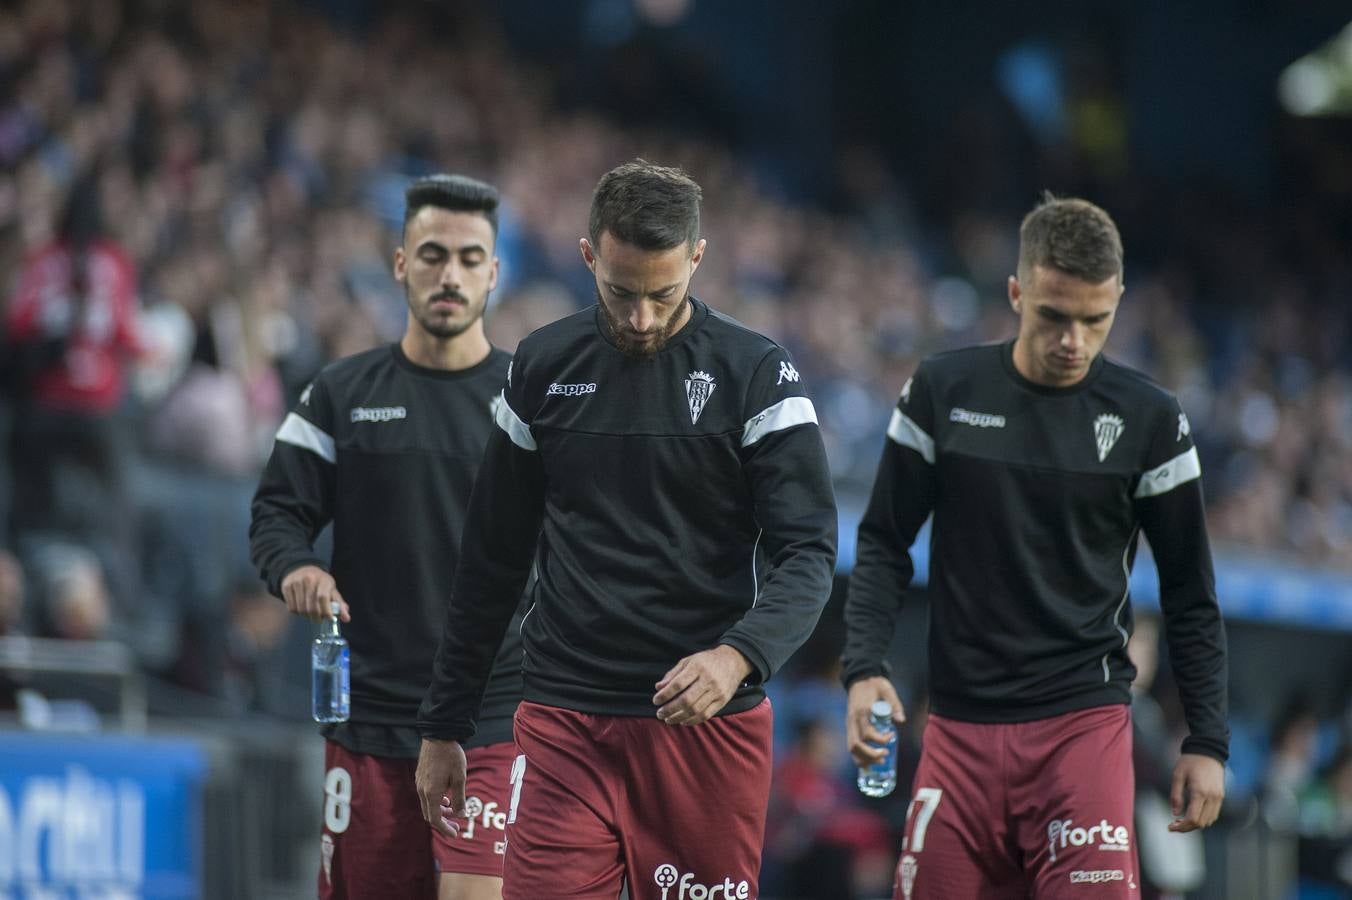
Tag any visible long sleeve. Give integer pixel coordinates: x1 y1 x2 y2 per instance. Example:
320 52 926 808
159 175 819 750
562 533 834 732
721 350 837 681
1134 402 1228 762
841 368 937 688
249 378 337 596
417 387 545 742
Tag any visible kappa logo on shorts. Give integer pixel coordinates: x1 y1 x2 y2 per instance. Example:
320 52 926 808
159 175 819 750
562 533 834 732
1047 817 1131 862
653 863 751 899
1070 869 1126 884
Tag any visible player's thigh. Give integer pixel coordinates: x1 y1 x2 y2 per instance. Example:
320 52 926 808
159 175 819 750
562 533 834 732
435 741 518 880
319 741 436 899
1012 706 1139 899
502 703 624 900
438 871 503 900
621 700 772 900
893 718 1023 900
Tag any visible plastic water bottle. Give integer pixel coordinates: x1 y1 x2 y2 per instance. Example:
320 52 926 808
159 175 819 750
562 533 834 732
857 700 898 797
312 602 350 723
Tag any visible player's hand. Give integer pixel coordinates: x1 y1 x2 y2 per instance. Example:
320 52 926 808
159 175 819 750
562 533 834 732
280 565 350 623
415 738 466 838
846 676 905 768
653 644 753 726
1168 753 1224 832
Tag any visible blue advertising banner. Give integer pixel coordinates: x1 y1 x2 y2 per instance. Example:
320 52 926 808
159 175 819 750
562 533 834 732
0 732 206 899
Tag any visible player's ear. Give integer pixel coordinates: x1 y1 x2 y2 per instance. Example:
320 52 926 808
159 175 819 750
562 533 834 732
1008 274 1022 313
580 238 596 272
394 247 407 283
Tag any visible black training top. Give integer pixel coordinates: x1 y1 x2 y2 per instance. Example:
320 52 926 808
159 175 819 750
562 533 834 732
250 343 523 756
842 340 1229 762
418 297 838 743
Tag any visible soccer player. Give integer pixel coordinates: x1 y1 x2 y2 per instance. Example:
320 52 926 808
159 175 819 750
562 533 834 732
414 160 838 900
842 195 1228 899
250 174 524 900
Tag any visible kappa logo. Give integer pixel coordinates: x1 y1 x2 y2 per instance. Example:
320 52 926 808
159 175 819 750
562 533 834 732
950 407 1006 428
685 370 716 424
653 863 751 900
1070 869 1127 884
900 377 913 404
1177 411 1191 441
300 383 314 406
547 382 597 397
898 854 918 900
776 360 800 385
1047 817 1131 863
1094 413 1125 461
350 406 406 423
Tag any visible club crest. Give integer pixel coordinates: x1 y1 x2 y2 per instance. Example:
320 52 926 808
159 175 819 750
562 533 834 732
899 854 918 900
1094 413 1125 462
685 370 716 424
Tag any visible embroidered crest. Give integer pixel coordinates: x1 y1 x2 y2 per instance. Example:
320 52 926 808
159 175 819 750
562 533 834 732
685 370 716 424
899 854 918 900
321 834 334 884
1094 413 1125 462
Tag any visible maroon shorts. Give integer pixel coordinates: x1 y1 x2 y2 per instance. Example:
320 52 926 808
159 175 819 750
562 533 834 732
502 699 773 900
895 705 1140 900
317 739 516 898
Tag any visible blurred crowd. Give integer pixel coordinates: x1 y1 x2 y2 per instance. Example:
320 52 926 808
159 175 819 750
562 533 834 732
0 0 1350 895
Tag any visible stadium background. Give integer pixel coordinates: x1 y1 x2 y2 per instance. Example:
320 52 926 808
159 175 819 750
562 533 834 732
1 0 1350 897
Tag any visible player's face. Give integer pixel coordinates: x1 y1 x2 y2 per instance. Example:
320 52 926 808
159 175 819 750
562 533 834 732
1008 265 1122 387
394 207 498 340
582 231 705 359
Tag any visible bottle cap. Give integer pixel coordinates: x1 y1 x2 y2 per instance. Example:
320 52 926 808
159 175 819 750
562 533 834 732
870 700 893 719
329 601 341 618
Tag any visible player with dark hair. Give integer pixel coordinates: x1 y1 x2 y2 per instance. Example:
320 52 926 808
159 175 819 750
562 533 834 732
250 173 524 900
842 194 1228 898
415 159 838 899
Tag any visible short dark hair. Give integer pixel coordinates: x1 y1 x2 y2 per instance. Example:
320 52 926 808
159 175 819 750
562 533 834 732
1018 192 1123 284
403 173 500 236
588 159 701 255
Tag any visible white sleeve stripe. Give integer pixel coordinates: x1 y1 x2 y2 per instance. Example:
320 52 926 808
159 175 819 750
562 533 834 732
1134 446 1202 498
886 408 935 464
275 412 336 464
494 391 537 451
741 396 818 447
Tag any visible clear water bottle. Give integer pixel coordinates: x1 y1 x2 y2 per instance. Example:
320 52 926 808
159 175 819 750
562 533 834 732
312 601 350 723
857 699 898 797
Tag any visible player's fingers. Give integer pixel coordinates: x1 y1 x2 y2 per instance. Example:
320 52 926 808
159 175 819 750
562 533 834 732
331 588 351 623
659 678 712 724
653 661 697 706
1171 792 1208 833
1169 766 1186 818
437 798 462 837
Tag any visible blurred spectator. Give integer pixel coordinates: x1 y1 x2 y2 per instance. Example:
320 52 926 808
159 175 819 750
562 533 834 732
766 719 894 900
1295 744 1352 897
1264 695 1325 831
5 169 140 539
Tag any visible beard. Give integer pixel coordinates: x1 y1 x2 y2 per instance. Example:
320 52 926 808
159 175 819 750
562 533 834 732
597 288 688 360
408 285 485 339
